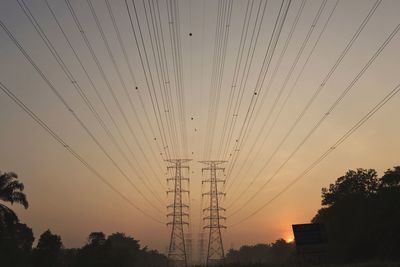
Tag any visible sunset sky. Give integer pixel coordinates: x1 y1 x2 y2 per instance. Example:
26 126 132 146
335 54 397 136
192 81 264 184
0 0 399 253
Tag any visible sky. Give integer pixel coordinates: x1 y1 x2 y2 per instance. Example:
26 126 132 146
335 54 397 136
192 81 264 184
0 0 399 256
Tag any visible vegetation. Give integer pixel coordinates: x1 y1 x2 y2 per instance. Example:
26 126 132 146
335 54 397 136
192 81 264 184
225 239 296 266
0 171 166 267
1 167 399 266
224 166 400 266
313 167 400 263
0 171 28 225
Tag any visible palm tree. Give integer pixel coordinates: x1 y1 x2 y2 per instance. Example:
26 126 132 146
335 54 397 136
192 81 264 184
0 171 28 225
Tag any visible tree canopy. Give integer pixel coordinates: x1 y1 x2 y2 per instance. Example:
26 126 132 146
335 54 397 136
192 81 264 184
0 171 28 226
313 166 400 263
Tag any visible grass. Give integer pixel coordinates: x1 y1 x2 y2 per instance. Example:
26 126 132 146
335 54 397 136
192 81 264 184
217 262 400 267
323 263 400 267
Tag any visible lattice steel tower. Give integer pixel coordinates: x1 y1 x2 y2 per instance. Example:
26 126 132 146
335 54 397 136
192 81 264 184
199 161 227 266
166 159 191 267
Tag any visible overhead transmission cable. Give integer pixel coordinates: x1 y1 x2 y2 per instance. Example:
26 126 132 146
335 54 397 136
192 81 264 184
142 0 181 159
219 0 268 159
18 0 166 205
125 0 177 160
219 0 291 195
223 0 309 192
219 0 284 160
226 0 382 208
85 0 165 177
225 0 331 200
216 0 254 159
0 17 164 214
0 81 164 224
43 0 166 193
229 16 399 217
104 0 168 164
229 81 400 227
166 0 190 158
66 0 169 189
203 0 233 159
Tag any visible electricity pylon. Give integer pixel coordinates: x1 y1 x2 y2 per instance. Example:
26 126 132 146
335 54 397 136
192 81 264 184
166 159 191 267
199 161 227 266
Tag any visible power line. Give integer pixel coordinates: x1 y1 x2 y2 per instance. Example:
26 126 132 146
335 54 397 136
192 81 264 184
229 17 399 217
104 0 168 174
220 0 292 195
226 0 381 209
142 0 181 160
85 0 165 179
42 0 166 194
225 0 333 203
223 0 310 194
0 17 165 215
203 0 233 159
229 81 400 227
18 0 166 206
125 0 176 161
0 81 164 224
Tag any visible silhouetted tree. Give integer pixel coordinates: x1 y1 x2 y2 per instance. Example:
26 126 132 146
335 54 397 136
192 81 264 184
225 239 295 266
88 231 106 247
313 166 400 263
0 222 34 267
32 229 63 267
320 168 379 206
76 231 167 267
0 171 32 267
0 171 28 226
76 231 111 267
269 239 295 265
381 166 400 188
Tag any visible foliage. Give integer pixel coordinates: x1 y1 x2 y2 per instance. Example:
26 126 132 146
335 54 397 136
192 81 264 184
0 171 167 266
1 167 400 266
0 171 33 267
32 229 63 267
225 239 296 266
0 171 28 226
0 222 34 267
76 231 166 267
313 167 400 263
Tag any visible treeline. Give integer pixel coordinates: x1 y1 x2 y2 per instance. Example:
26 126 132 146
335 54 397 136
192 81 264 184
0 227 167 267
2 166 400 266
225 166 400 266
312 166 400 263
225 239 296 266
0 172 166 267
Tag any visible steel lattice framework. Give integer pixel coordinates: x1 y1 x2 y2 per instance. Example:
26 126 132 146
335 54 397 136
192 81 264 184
200 161 227 266
166 159 191 267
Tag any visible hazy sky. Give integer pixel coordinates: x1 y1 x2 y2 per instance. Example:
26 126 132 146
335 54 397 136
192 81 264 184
1 0 399 254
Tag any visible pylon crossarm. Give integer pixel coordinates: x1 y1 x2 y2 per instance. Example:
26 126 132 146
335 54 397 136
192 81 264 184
168 165 190 169
202 192 225 196
203 207 226 211
167 221 189 226
167 189 189 194
201 179 225 183
167 177 189 181
167 204 189 208
167 212 189 217
201 167 225 171
203 225 227 229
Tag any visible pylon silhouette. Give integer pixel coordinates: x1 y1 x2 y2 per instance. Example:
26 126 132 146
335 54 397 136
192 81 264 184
166 159 191 267
199 160 227 266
